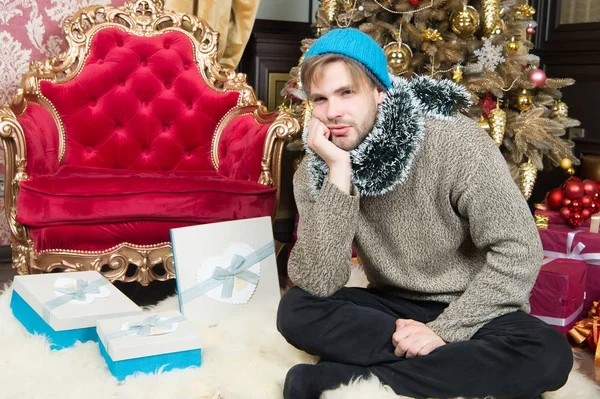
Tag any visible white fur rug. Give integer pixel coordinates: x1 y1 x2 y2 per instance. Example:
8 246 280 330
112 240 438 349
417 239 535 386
0 269 599 399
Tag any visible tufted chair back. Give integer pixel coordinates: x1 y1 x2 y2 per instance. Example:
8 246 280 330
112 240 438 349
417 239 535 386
40 28 239 172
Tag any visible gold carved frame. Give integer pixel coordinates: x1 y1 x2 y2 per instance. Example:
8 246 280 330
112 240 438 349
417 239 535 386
0 0 300 285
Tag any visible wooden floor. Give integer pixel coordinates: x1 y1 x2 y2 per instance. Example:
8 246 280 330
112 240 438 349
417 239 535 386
1 263 599 387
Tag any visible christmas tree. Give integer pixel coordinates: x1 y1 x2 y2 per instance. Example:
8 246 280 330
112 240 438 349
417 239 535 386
281 0 581 200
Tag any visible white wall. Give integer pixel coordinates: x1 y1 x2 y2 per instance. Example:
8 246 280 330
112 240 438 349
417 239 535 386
256 0 320 22
312 0 319 22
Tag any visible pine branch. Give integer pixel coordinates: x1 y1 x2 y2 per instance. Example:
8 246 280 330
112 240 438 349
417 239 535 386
544 77 576 90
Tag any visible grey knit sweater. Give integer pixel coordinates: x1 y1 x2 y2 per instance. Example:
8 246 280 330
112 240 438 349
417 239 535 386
288 76 543 343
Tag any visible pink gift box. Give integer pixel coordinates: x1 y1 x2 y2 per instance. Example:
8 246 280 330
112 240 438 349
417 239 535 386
530 258 587 335
538 225 600 314
534 209 591 228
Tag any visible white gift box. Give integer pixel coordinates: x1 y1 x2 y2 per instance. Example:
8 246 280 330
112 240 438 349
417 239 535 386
171 216 281 326
96 310 202 380
10 271 142 350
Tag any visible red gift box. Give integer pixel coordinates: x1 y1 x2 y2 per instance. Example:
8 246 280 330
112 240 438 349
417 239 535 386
534 209 591 228
538 226 600 314
530 258 587 335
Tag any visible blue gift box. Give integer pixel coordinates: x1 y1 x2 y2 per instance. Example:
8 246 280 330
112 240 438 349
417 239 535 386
96 311 202 380
10 271 142 350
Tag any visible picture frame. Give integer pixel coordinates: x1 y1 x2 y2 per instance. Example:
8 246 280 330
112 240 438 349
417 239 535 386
267 72 291 111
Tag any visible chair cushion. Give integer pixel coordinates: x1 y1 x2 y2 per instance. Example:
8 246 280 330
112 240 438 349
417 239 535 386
17 166 276 229
29 221 197 252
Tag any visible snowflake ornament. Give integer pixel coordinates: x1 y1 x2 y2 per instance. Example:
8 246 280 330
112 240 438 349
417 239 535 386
472 38 506 72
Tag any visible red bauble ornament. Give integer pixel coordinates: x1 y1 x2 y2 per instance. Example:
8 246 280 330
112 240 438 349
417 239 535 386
562 177 582 190
562 198 572 208
546 188 565 210
408 0 420 5
590 202 599 214
581 195 593 209
528 69 547 87
559 207 571 220
564 180 584 199
582 209 592 219
526 27 535 35
583 179 599 196
570 212 583 226
570 199 582 211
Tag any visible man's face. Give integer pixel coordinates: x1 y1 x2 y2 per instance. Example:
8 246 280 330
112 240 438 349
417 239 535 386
308 61 386 151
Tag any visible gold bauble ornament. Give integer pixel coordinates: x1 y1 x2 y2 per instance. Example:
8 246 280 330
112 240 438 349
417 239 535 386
559 157 573 171
482 0 500 36
506 37 520 54
478 116 490 131
491 19 505 35
516 89 533 112
566 167 576 176
488 105 506 146
519 160 538 200
423 28 442 42
551 100 569 119
322 0 339 23
384 42 413 75
452 65 463 83
450 6 480 38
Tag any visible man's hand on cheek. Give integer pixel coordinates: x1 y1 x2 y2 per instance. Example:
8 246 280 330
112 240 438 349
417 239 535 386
392 319 446 358
307 117 350 167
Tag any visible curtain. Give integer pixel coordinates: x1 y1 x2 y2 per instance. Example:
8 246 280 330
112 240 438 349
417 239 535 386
165 0 260 69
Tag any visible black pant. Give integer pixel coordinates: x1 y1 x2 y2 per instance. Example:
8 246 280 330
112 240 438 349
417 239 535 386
277 287 573 399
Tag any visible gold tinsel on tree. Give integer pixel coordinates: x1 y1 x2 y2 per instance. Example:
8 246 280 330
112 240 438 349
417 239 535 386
281 0 581 200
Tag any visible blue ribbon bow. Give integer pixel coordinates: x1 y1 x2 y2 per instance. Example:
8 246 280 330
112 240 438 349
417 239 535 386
180 241 274 304
42 277 109 322
106 314 186 340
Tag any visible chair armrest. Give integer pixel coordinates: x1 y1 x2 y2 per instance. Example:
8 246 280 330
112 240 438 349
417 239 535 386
216 107 300 186
17 103 61 177
0 103 57 242
216 108 272 182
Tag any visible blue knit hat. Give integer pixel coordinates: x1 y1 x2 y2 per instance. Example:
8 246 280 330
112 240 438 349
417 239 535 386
304 28 391 90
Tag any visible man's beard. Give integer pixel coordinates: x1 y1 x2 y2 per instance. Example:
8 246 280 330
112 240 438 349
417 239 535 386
331 103 379 151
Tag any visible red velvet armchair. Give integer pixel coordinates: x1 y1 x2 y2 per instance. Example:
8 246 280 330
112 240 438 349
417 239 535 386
0 0 299 285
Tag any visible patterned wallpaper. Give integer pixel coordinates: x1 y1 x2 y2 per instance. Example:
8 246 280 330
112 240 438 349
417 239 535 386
0 0 127 246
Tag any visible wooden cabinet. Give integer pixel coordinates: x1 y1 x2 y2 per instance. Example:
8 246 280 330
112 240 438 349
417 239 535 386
239 20 313 243
239 19 313 113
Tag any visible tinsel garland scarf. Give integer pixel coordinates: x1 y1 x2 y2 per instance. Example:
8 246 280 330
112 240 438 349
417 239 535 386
303 75 471 198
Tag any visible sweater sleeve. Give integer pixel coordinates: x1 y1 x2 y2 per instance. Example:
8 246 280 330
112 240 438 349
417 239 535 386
287 158 360 297
426 132 543 343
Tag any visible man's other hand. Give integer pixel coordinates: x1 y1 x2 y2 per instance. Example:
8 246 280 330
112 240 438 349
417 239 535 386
392 319 446 358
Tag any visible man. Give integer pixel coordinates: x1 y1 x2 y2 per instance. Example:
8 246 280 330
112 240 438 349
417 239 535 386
276 28 572 399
